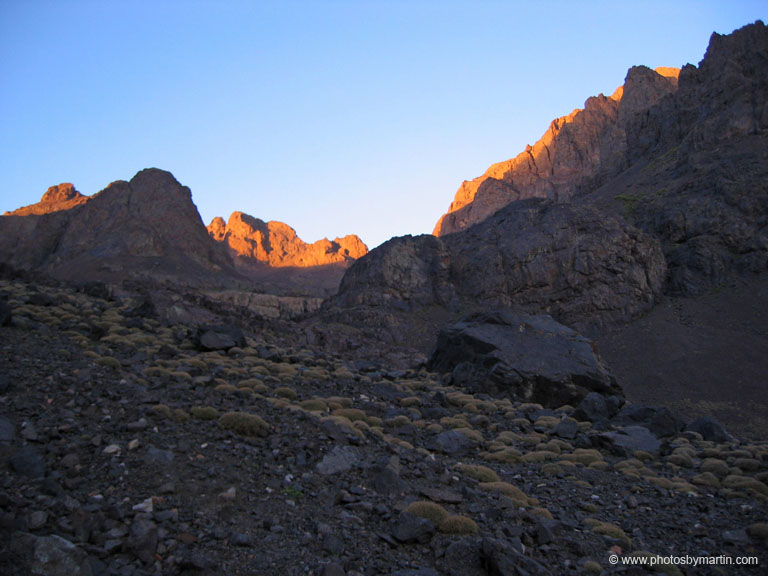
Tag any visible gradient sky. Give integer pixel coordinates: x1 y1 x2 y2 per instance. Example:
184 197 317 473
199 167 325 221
1 1 766 249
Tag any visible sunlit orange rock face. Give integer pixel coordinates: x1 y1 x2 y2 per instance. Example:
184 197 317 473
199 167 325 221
208 211 368 268
433 66 680 236
5 183 89 216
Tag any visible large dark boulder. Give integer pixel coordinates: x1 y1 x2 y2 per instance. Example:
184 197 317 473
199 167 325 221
428 310 621 408
196 325 246 351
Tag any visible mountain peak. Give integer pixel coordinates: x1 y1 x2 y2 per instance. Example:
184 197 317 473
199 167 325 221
5 183 89 216
208 212 368 268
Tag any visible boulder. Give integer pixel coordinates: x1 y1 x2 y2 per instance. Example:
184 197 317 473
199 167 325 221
196 325 247 351
598 425 661 456
686 416 731 443
428 310 621 408
10 532 92 576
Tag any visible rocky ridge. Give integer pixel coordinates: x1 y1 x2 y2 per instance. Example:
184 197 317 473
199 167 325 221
329 22 768 339
207 212 367 269
4 183 89 216
433 67 679 237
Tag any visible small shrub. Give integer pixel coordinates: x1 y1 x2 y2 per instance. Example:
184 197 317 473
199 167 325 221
399 396 422 408
151 404 172 419
480 448 521 464
173 408 190 423
591 521 631 549
332 408 367 422
456 463 500 483
219 411 270 438
478 482 532 506
299 399 327 412
96 356 121 370
274 386 298 400
439 515 478 535
404 501 449 526
191 406 220 420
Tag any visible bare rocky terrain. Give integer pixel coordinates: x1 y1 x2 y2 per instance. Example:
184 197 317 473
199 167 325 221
0 279 767 575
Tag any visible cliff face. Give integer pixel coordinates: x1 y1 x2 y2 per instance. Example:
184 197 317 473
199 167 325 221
4 183 89 216
433 66 679 237
207 212 367 268
0 169 233 281
329 21 768 342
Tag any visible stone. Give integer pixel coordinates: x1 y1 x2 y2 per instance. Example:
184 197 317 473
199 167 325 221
553 418 580 439
572 393 622 424
427 429 473 455
316 445 361 476
599 426 661 456
321 563 346 576
392 513 435 544
613 404 684 438
27 511 48 530
10 531 93 576
128 516 158 563
370 455 405 496
686 416 731 443
0 416 16 445
10 445 46 478
197 324 247 351
481 537 553 575
428 310 621 407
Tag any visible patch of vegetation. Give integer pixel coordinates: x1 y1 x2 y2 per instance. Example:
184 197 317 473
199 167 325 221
219 411 270 438
274 386 298 400
404 501 449 526
478 482 533 507
191 406 220 420
456 463 499 483
438 515 478 535
95 356 121 370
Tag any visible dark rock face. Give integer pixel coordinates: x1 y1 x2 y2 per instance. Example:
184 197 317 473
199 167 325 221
433 66 679 237
428 310 620 408
333 234 457 311
0 169 233 282
331 200 664 331
443 200 666 328
196 325 247 351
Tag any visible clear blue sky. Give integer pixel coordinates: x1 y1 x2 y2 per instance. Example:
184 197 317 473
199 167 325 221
1 1 765 249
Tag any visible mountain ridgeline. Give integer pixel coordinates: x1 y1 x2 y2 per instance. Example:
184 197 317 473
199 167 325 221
329 21 768 335
0 170 368 290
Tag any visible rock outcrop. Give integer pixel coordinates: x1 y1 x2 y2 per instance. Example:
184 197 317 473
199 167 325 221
433 67 679 237
428 310 621 408
4 183 89 216
0 169 232 282
207 212 367 268
332 199 664 330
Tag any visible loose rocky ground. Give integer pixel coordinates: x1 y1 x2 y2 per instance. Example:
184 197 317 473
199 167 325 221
1 279 767 575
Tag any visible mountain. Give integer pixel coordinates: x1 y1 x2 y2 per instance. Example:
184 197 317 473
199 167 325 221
4 183 89 216
320 21 768 435
207 212 367 268
433 67 680 237
0 169 367 293
336 21 768 325
0 169 233 283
